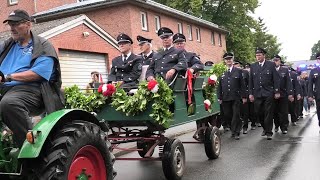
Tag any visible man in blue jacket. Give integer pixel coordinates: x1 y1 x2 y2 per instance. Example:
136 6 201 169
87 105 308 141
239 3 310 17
0 9 62 148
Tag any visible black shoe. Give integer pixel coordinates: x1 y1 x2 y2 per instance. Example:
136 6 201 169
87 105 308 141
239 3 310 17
224 127 230 132
292 122 297 126
261 131 266 136
267 135 272 140
251 126 256 130
231 133 235 138
282 130 288 134
257 123 262 127
275 127 279 132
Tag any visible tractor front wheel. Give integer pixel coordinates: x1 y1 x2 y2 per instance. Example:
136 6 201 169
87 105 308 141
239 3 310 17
33 120 116 180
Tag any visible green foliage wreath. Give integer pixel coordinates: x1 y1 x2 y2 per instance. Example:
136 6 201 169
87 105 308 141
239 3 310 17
111 77 174 128
64 77 174 128
202 63 227 110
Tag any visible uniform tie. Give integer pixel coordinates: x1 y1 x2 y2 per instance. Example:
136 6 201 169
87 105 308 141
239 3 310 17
123 54 127 61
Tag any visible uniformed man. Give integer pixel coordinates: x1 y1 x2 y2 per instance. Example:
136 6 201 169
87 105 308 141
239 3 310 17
288 67 301 126
243 63 257 130
249 48 280 140
308 52 320 131
234 61 249 134
108 33 142 89
272 55 293 134
217 53 246 140
172 33 204 73
146 27 187 82
137 35 154 65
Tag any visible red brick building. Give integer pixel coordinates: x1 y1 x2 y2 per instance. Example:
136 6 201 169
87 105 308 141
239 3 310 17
0 0 228 88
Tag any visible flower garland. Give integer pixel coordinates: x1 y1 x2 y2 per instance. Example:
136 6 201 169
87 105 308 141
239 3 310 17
64 85 108 112
111 77 174 128
202 63 227 112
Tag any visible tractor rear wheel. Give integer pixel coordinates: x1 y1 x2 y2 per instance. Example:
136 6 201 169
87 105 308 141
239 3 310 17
33 120 116 180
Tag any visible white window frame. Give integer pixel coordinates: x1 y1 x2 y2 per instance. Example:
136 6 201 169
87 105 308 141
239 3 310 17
8 0 18 5
195 27 201 42
211 31 215 45
140 12 148 31
218 33 222 46
154 16 161 33
187 25 192 40
177 22 183 34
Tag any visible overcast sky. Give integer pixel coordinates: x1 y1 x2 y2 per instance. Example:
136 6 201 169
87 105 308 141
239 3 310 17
254 0 320 61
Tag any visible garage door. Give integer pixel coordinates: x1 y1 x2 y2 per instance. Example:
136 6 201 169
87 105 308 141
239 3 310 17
59 50 108 89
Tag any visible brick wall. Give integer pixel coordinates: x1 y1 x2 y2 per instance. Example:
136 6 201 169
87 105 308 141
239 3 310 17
0 0 35 30
35 0 76 13
0 0 77 30
0 1 227 63
48 24 120 70
86 4 226 63
128 5 227 63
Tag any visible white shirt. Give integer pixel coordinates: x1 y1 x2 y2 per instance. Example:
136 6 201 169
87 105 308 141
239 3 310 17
259 60 265 67
228 66 233 72
122 52 132 61
276 66 280 71
163 46 173 51
143 51 153 58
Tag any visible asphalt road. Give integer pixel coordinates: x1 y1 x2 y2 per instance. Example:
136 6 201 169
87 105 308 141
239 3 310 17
114 111 320 180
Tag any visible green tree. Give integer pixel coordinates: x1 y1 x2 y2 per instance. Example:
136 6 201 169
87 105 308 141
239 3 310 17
253 18 281 59
310 40 320 59
155 0 203 17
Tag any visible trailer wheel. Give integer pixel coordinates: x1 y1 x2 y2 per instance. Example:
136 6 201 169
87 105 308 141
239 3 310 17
162 139 185 180
33 120 116 180
137 141 155 158
204 126 221 159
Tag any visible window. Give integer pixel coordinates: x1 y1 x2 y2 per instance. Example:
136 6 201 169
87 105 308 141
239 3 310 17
187 25 192 40
211 32 215 45
195 28 201 42
8 0 18 5
154 16 161 32
140 12 148 31
177 23 183 34
218 33 222 46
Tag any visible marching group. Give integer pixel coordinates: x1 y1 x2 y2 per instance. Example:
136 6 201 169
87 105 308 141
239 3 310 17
217 49 317 140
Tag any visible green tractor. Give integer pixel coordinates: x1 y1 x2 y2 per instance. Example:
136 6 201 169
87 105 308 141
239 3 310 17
0 70 221 180
0 109 116 180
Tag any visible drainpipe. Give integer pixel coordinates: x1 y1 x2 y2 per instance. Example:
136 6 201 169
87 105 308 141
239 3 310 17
34 0 37 13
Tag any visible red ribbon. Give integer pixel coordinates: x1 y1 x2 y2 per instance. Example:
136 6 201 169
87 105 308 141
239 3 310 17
187 69 193 105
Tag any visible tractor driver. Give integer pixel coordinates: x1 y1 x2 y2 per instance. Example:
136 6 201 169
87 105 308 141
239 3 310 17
0 9 62 148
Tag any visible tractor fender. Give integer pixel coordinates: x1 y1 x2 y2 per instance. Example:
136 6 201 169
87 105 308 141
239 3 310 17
18 109 107 159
